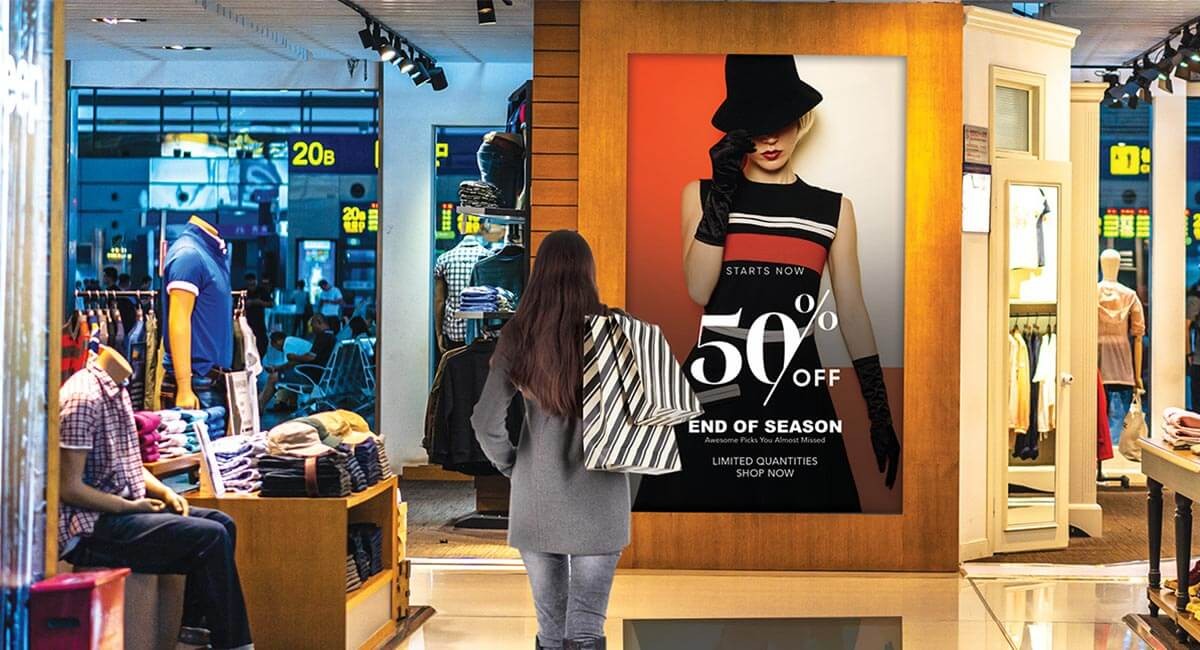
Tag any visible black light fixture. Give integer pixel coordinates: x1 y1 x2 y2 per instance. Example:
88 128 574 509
341 0 444 90
429 66 448 91
357 20 376 49
160 45 211 51
377 36 398 62
478 0 497 25
411 58 432 86
395 46 416 74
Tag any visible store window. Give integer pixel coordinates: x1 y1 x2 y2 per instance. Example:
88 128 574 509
64 87 382 439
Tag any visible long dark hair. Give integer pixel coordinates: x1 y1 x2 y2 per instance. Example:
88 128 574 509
497 230 603 418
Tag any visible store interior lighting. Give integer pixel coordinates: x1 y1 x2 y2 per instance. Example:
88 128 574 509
91 17 146 25
342 0 447 91
1099 14 1200 108
478 0 497 25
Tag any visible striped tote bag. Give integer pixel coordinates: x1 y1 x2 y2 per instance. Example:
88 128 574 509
581 312 701 474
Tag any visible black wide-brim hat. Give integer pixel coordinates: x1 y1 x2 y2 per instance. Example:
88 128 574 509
711 54 823 136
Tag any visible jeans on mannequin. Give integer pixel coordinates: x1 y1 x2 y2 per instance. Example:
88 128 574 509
1105 385 1135 447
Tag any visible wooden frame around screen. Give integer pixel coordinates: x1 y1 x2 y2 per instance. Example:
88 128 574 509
576 1 962 571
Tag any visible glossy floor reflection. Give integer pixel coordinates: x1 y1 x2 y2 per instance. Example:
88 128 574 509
389 563 1158 649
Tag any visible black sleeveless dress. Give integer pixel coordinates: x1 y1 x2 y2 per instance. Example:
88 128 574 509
634 176 862 513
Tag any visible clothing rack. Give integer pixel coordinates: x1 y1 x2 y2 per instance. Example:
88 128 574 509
75 290 159 298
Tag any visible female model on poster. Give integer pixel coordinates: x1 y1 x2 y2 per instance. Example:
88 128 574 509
634 54 900 513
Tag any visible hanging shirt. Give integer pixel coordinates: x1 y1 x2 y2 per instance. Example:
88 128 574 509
1009 332 1030 433
1032 333 1057 434
163 222 233 377
1098 281 1145 387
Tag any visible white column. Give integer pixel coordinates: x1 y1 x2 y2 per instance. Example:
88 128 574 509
1067 83 1105 536
1150 85 1188 419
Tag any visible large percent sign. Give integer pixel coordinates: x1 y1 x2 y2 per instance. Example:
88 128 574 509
690 290 838 406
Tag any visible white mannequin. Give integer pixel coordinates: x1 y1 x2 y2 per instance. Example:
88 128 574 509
1099 248 1143 391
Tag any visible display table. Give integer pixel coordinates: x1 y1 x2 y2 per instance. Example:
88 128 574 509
190 476 407 649
1140 436 1200 643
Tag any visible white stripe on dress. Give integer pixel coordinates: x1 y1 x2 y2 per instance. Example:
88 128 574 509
729 212 837 238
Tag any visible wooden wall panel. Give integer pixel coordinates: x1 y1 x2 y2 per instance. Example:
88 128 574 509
577 1 962 572
532 0 581 250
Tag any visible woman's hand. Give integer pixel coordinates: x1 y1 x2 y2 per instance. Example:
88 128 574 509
695 130 754 246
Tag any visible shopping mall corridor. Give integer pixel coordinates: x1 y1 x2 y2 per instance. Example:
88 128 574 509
387 562 1157 649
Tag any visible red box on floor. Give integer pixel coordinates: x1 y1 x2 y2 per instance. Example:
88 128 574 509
30 568 130 650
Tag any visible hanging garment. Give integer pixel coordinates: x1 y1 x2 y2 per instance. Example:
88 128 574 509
1097 372 1113 462
1033 333 1057 435
109 304 125 351
634 177 863 513
125 314 147 410
236 315 261 377
433 235 495 345
1098 280 1145 388
144 311 161 411
61 312 89 379
470 244 526 303
231 316 245 371
1025 330 1041 438
424 338 522 475
1008 332 1030 434
224 370 260 439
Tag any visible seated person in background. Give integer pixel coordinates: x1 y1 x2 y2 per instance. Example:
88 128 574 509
59 346 252 650
258 313 336 410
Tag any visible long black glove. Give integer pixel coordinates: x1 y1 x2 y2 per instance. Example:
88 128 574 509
694 130 755 246
853 354 900 489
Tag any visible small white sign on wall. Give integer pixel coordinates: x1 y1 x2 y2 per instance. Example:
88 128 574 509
963 172 992 234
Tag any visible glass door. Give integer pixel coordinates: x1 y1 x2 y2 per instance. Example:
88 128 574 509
990 159 1073 552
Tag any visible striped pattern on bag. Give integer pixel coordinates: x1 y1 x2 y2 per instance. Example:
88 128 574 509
581 313 700 474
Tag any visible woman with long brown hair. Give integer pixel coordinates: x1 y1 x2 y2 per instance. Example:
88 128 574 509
471 230 629 650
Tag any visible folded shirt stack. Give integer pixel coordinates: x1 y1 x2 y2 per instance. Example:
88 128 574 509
133 411 162 463
211 435 265 494
258 453 352 498
178 406 228 440
459 286 499 312
1161 408 1200 449
494 287 517 312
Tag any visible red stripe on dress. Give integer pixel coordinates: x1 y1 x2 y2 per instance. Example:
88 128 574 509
724 233 828 272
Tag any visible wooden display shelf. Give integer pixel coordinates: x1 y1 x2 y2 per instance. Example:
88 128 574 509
190 476 415 649
1147 587 1200 642
348 569 394 610
143 453 200 478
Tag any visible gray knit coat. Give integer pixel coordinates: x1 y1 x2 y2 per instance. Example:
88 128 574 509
470 344 631 555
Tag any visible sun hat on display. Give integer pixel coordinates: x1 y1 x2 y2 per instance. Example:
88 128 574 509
266 419 338 457
711 54 823 136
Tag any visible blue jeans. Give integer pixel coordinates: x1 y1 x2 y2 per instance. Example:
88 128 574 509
65 507 251 649
520 550 621 647
1106 385 1134 447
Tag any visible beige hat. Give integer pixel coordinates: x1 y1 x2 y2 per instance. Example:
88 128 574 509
267 420 334 457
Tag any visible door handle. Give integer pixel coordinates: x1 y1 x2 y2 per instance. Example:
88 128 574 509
1061 373 1074 385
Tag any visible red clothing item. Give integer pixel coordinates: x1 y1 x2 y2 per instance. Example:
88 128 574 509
61 314 89 379
1097 372 1114 461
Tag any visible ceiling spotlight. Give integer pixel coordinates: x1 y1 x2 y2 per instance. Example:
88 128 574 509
429 66 448 91
411 59 431 86
160 45 211 51
478 0 497 25
1158 39 1180 79
377 38 398 62
395 48 416 74
92 17 146 25
358 20 376 49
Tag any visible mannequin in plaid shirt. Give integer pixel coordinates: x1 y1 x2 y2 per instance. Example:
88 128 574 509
433 222 507 354
58 346 252 650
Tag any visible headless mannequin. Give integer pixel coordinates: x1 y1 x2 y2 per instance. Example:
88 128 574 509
168 216 219 409
433 222 507 353
1099 248 1143 391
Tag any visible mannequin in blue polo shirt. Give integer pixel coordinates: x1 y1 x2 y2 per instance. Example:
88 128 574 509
162 216 233 409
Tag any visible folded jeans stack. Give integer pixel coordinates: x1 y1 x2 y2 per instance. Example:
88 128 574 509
459 286 499 313
348 523 384 584
337 444 370 493
345 554 364 592
353 438 383 486
258 454 352 497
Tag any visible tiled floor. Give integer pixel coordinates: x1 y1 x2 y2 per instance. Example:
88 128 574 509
390 561 1164 649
